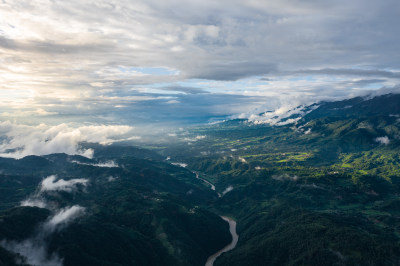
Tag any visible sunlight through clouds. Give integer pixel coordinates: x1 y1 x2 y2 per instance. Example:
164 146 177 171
0 0 399 126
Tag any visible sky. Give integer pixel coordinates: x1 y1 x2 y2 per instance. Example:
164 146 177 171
1 0 400 134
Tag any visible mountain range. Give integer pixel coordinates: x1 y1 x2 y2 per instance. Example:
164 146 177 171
1 93 400 265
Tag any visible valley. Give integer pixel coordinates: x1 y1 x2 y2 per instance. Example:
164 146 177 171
1 93 400 265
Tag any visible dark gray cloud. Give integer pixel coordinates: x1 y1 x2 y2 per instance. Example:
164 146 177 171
3 0 400 81
191 62 277 81
293 69 400 78
160 86 208 94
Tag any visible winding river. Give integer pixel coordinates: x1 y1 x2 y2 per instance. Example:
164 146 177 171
193 172 239 266
170 163 239 265
205 216 239 266
194 172 216 191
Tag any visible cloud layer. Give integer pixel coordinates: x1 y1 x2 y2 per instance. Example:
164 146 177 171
0 121 136 158
0 0 399 126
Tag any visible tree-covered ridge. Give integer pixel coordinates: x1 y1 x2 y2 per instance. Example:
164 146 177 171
0 152 231 266
157 93 400 265
1 93 400 265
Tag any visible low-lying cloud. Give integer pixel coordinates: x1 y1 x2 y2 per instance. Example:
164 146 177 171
45 206 86 230
272 174 299 181
71 160 119 168
222 186 234 196
1 239 63 266
236 102 319 126
1 205 85 266
2 175 87 266
171 162 188 168
375 136 390 145
40 175 89 193
0 121 136 159
21 175 88 210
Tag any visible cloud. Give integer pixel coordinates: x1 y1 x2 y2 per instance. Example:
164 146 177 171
0 205 85 266
45 206 86 230
4 185 86 265
0 121 136 159
375 136 390 145
107 176 117 182
222 186 233 196
293 69 400 79
0 0 400 126
1 108 58 117
160 86 208 94
238 157 247 163
171 162 188 168
272 174 299 181
21 175 89 209
183 135 206 142
2 173 88 266
20 198 48 209
191 62 277 81
236 100 319 126
1 239 63 266
40 175 89 193
71 160 119 168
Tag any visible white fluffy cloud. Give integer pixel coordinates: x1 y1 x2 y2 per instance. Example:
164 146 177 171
46 206 86 229
40 175 89 193
0 121 136 158
375 136 390 145
21 175 89 209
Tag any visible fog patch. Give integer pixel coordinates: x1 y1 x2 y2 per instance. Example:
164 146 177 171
72 160 119 168
238 157 247 163
171 162 188 168
375 136 390 145
1 205 85 266
2 176 89 265
222 186 233 196
299 183 325 190
1 239 63 266
183 135 206 142
107 176 117 182
272 174 299 181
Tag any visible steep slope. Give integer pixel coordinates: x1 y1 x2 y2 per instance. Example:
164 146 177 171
0 150 231 266
158 93 400 266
